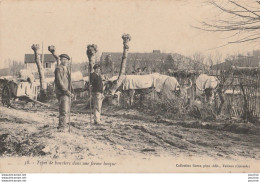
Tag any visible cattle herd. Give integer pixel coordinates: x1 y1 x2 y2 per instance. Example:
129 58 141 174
103 73 214 107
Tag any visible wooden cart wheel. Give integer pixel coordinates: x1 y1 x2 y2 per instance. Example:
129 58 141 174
2 85 12 107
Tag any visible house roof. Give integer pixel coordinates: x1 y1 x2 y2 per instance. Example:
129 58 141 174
24 54 57 63
212 56 260 70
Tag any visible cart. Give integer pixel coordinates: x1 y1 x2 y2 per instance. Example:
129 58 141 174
1 78 40 107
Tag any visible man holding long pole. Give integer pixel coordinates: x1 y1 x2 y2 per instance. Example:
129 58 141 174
90 64 104 124
54 54 73 132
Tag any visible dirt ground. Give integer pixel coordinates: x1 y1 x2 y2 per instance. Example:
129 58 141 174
0 98 260 172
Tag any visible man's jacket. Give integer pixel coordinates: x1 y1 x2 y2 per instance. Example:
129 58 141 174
90 72 103 93
54 65 71 96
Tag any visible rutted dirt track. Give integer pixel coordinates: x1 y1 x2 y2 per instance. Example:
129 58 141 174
1 99 260 164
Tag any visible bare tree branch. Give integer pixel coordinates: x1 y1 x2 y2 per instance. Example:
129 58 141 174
229 1 260 18
228 36 260 43
209 1 258 20
197 0 260 45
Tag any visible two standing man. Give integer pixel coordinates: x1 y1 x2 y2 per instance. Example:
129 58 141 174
54 54 104 131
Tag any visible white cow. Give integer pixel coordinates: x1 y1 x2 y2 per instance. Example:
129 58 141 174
196 74 219 104
105 73 191 106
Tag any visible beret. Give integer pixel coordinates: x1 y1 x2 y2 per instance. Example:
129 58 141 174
93 64 101 69
59 54 70 60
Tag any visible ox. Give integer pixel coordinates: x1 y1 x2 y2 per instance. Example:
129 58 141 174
195 74 220 104
105 73 191 107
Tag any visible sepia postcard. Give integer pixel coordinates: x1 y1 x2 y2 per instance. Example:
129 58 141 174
0 0 259 173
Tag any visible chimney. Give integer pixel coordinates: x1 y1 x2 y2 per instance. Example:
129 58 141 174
153 50 160 53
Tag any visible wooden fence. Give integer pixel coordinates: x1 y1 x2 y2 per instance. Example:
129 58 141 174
156 69 260 120
223 73 260 120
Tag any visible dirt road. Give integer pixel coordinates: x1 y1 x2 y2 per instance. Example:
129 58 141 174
1 99 259 164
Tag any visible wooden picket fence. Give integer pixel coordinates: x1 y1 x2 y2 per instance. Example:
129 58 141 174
165 69 260 121
223 74 260 120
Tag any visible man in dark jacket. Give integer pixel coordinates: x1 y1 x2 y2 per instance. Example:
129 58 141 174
54 54 73 131
90 64 104 124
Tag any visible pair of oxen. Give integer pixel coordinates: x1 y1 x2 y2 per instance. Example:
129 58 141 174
104 73 220 106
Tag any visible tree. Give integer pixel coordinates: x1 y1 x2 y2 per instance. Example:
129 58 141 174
86 44 98 74
8 59 25 76
109 33 131 95
118 34 131 78
190 52 205 70
31 44 47 101
104 54 114 74
198 0 260 44
206 54 214 67
48 45 60 66
164 54 178 71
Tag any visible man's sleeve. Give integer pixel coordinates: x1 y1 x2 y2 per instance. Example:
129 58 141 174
55 68 67 92
90 73 95 85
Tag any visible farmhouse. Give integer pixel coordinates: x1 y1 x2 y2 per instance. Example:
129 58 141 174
101 50 169 63
100 50 206 74
24 54 57 72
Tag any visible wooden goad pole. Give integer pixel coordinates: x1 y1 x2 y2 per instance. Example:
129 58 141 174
69 57 72 133
86 44 98 123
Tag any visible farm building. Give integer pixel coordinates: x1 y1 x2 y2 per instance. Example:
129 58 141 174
24 54 57 72
101 50 169 63
211 54 260 70
100 50 207 74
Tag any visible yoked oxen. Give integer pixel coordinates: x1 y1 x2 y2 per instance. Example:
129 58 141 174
105 73 191 106
195 74 220 104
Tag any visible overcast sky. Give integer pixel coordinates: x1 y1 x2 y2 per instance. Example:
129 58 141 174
0 0 259 68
